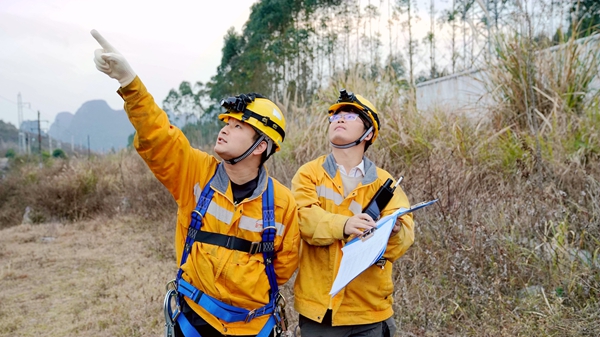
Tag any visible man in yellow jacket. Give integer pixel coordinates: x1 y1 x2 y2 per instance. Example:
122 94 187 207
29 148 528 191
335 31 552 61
291 90 414 337
91 30 299 337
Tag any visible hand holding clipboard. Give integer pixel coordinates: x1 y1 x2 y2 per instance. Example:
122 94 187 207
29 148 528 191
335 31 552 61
357 199 439 241
332 198 437 295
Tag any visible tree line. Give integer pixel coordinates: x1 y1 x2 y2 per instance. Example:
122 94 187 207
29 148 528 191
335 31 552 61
163 0 599 145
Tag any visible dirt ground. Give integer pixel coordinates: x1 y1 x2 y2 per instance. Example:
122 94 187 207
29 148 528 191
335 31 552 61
0 215 300 337
0 216 177 337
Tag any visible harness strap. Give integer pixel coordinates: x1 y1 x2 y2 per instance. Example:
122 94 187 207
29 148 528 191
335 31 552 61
173 297 276 337
258 315 278 337
178 279 276 322
175 171 280 336
176 176 216 281
261 178 278 301
177 314 202 337
192 231 275 254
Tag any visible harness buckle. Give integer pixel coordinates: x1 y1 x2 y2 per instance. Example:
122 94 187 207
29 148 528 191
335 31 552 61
165 279 177 292
225 236 234 249
191 209 204 223
245 308 257 323
249 242 261 254
261 225 277 234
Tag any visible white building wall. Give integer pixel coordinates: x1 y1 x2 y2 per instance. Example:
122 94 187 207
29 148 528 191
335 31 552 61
415 69 492 120
415 34 600 119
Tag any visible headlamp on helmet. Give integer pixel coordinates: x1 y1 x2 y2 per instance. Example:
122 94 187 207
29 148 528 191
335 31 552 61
218 93 286 153
220 93 265 114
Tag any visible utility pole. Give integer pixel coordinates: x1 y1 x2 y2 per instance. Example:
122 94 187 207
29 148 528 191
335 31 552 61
87 134 90 159
26 134 30 155
38 110 42 154
17 93 31 154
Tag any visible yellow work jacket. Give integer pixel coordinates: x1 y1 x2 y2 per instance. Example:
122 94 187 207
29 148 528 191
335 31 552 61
118 77 300 335
291 154 414 326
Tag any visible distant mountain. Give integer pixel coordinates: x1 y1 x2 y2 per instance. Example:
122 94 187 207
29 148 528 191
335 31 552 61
48 112 74 139
48 100 134 152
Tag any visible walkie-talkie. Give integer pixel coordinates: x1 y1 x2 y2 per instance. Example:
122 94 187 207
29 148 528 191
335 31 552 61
362 176 404 221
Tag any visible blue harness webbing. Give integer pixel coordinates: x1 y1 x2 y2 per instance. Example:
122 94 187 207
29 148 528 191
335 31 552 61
173 171 279 337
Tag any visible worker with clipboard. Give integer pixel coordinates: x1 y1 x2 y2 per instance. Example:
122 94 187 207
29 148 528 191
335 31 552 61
291 90 416 337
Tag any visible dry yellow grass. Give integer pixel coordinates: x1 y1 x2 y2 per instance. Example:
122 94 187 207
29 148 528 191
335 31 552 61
0 215 175 337
1 36 600 335
0 213 299 337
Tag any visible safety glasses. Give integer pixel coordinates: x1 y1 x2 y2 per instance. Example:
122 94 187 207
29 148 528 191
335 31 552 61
329 112 360 123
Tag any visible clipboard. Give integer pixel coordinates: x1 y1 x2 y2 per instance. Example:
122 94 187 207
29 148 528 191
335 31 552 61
352 199 439 243
330 198 438 296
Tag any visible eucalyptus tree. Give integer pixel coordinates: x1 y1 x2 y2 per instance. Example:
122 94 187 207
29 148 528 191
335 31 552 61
458 0 475 69
162 81 209 117
364 1 380 65
395 0 419 85
425 0 436 78
208 28 246 100
438 0 459 74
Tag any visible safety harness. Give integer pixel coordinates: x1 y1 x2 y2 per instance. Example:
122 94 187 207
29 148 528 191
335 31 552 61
164 168 286 337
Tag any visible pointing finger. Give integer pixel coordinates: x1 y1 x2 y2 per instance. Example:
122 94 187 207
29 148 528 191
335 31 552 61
91 29 117 52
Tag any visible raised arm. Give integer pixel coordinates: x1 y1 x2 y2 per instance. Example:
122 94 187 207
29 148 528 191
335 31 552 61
90 29 212 205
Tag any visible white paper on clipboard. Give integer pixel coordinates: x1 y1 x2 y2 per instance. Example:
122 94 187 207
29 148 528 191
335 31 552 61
329 199 438 296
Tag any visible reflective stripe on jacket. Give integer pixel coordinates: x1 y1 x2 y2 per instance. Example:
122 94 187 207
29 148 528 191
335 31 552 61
118 77 300 335
291 154 414 326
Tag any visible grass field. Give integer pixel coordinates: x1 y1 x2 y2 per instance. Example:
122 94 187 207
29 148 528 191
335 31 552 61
2 34 600 335
0 216 174 336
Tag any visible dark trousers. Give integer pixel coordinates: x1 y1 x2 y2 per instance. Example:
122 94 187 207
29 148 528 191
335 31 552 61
298 310 392 337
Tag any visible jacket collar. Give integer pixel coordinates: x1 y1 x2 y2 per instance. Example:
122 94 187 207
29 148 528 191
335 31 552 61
211 163 268 200
324 153 378 186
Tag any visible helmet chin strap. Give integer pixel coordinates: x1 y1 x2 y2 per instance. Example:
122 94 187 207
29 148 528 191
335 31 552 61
225 134 266 165
330 126 373 149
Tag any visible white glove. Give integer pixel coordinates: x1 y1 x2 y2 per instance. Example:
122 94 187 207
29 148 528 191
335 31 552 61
91 29 136 87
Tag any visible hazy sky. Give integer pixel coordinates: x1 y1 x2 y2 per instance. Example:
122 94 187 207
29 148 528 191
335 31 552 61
0 0 257 128
0 0 480 130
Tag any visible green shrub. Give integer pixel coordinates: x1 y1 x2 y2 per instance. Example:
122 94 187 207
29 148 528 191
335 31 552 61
52 148 67 159
5 149 15 158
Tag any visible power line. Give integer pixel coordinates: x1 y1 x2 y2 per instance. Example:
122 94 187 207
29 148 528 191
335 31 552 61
0 94 18 105
0 93 36 112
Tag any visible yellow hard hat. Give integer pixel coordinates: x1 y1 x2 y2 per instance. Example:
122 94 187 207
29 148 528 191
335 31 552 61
219 93 286 152
328 89 380 143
